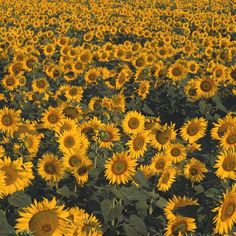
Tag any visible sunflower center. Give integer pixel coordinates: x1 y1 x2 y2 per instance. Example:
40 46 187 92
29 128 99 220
155 160 165 170
112 160 127 175
226 134 236 144
63 136 75 148
6 77 15 86
172 68 181 76
47 113 59 124
155 130 171 145
161 172 170 183
171 147 181 157
128 117 140 130
189 166 198 176
144 121 155 130
88 72 97 81
221 202 236 221
1 114 13 126
77 166 87 175
1 166 18 185
36 80 46 88
230 70 236 80
200 80 212 92
215 70 222 78
100 131 112 142
69 88 78 96
44 162 57 175
133 136 144 151
171 220 187 235
217 124 228 137
63 107 78 119
69 155 81 167
186 123 199 136
135 58 145 67
222 156 236 171
29 210 58 236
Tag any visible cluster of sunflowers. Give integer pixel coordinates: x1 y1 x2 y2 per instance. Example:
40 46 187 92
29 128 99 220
0 0 236 235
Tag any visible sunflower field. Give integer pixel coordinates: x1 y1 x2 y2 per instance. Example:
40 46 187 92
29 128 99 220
0 0 236 235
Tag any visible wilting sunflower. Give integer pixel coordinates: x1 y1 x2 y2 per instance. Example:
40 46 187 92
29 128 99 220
165 216 197 236
122 111 145 135
15 197 70 236
0 156 34 196
164 195 199 221
183 158 207 183
157 167 177 192
214 150 236 180
180 117 208 143
37 153 65 183
0 107 21 136
149 152 172 175
127 131 150 159
104 152 137 185
220 127 236 150
165 142 187 163
150 123 177 150
195 77 218 98
212 184 236 234
99 123 121 149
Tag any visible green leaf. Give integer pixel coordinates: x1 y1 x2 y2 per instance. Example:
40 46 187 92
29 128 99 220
101 199 113 223
142 103 155 115
8 191 31 208
212 95 228 113
133 171 148 187
123 224 139 236
155 197 167 208
205 188 219 198
109 205 123 221
194 184 205 193
56 186 71 198
129 215 147 235
0 210 15 235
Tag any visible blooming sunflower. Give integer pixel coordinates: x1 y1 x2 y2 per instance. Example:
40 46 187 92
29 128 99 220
220 127 236 151
183 158 207 183
54 118 77 134
122 111 145 135
150 123 177 150
104 152 137 185
64 85 84 102
165 142 187 163
0 107 21 136
20 133 41 155
212 184 236 234
183 79 199 102
137 80 150 99
0 156 34 196
84 68 99 84
214 150 236 180
32 78 49 93
164 195 199 221
139 164 153 179
2 74 20 91
167 62 187 82
0 171 6 198
195 77 218 98
157 167 177 192
37 153 65 183
15 197 70 236
164 216 197 236
228 64 236 85
180 117 208 143
127 131 150 159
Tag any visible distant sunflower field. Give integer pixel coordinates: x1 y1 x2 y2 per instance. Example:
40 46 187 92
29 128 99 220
0 0 236 235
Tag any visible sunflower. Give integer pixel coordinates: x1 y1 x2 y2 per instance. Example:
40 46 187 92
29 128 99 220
127 131 150 159
111 93 126 113
195 77 218 98
41 106 65 130
212 184 236 234
2 74 20 90
99 123 121 149
0 145 5 158
164 195 199 221
0 156 34 196
139 164 153 179
32 78 49 93
228 64 236 85
157 167 177 192
144 116 161 132
187 60 199 74
183 158 207 183
84 68 99 84
180 117 208 143
122 111 145 135
149 152 172 175
104 152 137 185
167 62 187 82
212 64 228 83
20 133 41 155
54 118 77 134
214 150 236 180
37 153 65 183
64 85 84 102
61 103 82 121
137 80 150 99
150 123 177 150
165 216 197 236
0 171 6 198
71 158 93 185
165 142 187 163
220 127 236 151
0 107 21 136
183 79 199 102
15 197 70 236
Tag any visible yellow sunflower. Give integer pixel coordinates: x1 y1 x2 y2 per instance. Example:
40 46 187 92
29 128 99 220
127 131 150 159
64 85 84 102
137 80 150 99
195 77 218 98
99 123 121 149
183 79 199 102
84 68 99 84
157 167 177 192
228 64 236 85
1 74 20 91
167 62 187 82
0 145 5 158
32 78 49 93
104 152 137 185
37 153 65 183
61 103 82 121
122 111 145 135
15 197 70 236
54 118 77 135
0 107 21 136
180 117 208 143
139 164 153 179
0 171 6 198
165 216 197 236
165 142 187 163
164 195 199 221
183 158 207 183
150 123 177 150
220 127 236 151
212 184 236 234
214 150 236 180
20 133 41 155
0 156 34 196
149 152 172 175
